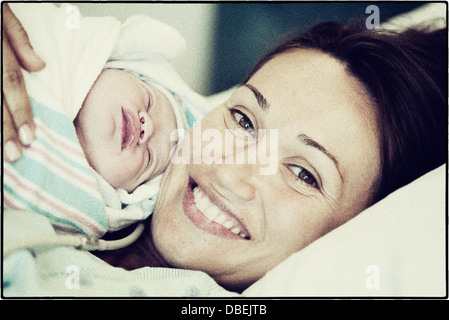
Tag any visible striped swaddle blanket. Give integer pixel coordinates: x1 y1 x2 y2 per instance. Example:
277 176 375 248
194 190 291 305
3 97 108 237
2 3 121 237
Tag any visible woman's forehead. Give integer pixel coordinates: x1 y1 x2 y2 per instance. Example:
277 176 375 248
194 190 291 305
251 50 357 98
245 49 381 182
247 50 377 130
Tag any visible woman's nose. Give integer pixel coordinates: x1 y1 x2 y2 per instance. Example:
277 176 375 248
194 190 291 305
212 163 257 202
138 111 153 145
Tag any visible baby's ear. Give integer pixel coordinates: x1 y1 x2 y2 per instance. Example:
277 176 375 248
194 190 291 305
110 15 186 61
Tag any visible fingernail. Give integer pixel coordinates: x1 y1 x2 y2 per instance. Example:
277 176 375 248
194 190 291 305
25 47 46 71
19 124 34 145
5 141 22 162
32 55 46 69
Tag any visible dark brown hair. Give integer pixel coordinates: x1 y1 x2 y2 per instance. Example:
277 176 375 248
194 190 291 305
244 21 447 202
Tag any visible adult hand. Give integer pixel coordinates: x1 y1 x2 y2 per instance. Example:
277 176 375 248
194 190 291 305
3 3 45 162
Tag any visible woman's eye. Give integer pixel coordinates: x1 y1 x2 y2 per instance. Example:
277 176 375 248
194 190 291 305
289 165 318 188
231 109 255 137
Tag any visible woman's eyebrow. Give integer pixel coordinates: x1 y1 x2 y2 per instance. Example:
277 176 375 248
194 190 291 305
243 83 269 110
298 133 343 181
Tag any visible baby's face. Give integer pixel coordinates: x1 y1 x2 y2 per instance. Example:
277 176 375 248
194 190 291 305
75 69 177 192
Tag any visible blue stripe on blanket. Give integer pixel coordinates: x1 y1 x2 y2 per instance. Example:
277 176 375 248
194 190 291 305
33 134 94 176
4 96 108 236
184 108 196 128
30 96 78 142
3 184 86 234
8 155 107 228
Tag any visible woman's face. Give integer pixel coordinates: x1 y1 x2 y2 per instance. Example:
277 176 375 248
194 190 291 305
151 49 381 290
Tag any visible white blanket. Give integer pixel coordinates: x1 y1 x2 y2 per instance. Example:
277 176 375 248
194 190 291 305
10 3 121 122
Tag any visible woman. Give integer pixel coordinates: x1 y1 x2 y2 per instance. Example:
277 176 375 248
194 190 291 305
103 21 446 291
3 6 446 292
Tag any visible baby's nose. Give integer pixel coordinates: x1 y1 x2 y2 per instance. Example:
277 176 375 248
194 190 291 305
138 111 153 145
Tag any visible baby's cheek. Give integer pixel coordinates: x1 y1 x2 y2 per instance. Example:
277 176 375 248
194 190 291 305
101 156 137 190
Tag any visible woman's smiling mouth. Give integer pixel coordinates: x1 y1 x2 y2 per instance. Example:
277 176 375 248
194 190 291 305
183 178 251 240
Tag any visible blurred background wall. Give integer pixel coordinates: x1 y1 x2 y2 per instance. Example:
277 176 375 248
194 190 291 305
75 3 217 95
75 2 426 96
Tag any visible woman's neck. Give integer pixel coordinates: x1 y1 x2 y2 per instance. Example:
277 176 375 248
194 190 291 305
92 217 171 270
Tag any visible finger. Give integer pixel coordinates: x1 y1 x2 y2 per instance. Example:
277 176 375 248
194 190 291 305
3 34 36 146
3 3 45 72
3 96 23 163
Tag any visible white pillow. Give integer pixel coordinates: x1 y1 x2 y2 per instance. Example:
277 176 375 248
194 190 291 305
243 4 447 297
243 165 446 296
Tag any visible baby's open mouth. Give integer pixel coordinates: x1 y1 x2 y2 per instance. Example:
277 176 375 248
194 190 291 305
121 108 139 150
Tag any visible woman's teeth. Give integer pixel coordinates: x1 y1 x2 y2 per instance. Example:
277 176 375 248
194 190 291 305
193 186 248 239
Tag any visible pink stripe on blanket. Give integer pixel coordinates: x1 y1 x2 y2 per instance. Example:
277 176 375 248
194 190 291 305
3 195 21 211
35 121 85 159
4 167 104 236
29 142 99 192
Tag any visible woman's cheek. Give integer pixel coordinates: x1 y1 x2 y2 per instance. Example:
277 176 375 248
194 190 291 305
264 191 333 252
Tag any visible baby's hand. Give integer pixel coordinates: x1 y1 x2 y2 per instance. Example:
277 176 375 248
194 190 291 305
2 3 45 162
